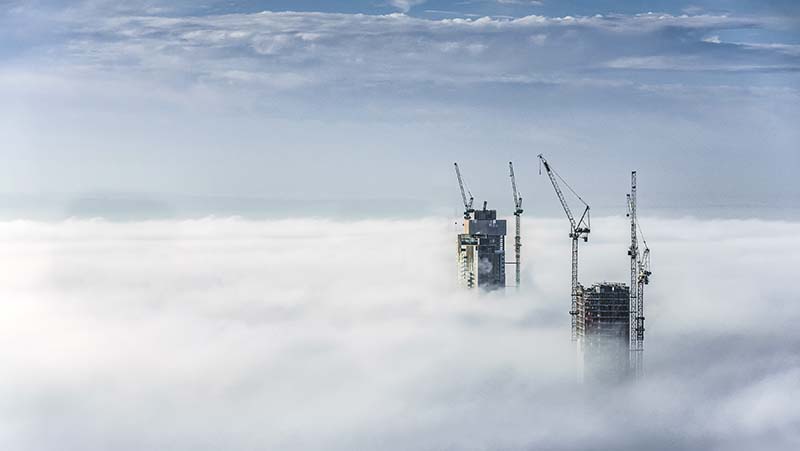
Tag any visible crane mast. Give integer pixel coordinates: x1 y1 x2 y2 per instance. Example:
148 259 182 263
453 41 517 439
538 154 590 342
508 162 523 289
454 162 475 220
627 172 639 376
628 171 651 378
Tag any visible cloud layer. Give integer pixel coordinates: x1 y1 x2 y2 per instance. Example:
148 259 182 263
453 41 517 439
0 216 798 450
0 2 798 209
11 8 794 92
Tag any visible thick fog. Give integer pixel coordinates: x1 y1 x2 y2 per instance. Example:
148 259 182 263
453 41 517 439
0 216 798 450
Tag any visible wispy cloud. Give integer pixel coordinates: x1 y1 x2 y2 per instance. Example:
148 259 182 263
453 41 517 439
13 9 789 95
389 0 428 13
495 0 544 5
605 55 800 72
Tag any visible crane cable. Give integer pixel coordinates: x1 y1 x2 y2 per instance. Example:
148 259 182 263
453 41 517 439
551 165 589 209
637 221 648 250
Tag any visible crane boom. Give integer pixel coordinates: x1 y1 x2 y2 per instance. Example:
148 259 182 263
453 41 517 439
454 162 474 219
509 162 523 289
538 154 590 343
539 157 576 229
509 162 522 212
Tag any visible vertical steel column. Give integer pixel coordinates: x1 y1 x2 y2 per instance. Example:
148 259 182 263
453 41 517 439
515 213 521 289
570 235 579 342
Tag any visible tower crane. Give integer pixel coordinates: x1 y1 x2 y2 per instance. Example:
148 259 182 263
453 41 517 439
627 171 652 378
508 161 523 289
454 162 475 220
538 154 590 342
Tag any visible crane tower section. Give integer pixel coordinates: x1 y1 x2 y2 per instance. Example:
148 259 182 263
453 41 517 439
538 154 590 342
508 162 523 289
627 171 652 378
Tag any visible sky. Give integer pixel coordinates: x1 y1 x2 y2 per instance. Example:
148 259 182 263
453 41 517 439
1 3 799 449
1 0 798 219
1 216 799 450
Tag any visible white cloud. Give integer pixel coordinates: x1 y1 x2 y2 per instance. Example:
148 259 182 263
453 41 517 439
389 0 427 13
682 5 705 15
0 216 798 449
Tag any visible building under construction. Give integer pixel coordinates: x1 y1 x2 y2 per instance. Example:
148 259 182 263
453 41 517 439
454 163 508 291
577 282 631 382
457 205 507 290
453 159 653 380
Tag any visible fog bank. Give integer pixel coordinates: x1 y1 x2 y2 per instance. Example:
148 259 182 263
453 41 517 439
0 216 797 450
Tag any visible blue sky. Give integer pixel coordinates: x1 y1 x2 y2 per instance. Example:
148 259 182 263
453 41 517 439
1 0 798 218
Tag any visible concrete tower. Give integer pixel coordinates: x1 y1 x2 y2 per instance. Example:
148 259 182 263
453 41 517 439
457 203 507 291
578 282 631 382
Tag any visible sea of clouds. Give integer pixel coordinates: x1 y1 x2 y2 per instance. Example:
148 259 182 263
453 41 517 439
0 216 798 450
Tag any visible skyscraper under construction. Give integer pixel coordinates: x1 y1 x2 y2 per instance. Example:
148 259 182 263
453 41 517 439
577 282 630 382
454 163 507 291
457 204 507 290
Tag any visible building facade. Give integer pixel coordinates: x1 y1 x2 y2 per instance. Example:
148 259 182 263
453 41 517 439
577 282 631 382
457 208 507 290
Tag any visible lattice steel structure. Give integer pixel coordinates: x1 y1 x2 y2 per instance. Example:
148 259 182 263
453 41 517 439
627 171 652 379
508 162 523 289
538 154 590 342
